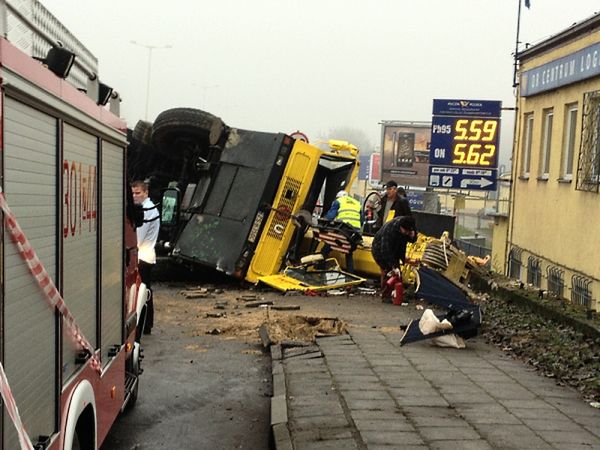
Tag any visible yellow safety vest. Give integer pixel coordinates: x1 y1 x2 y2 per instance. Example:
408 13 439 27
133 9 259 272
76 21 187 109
336 196 361 230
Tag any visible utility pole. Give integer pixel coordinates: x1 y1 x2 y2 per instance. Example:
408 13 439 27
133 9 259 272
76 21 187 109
130 40 172 120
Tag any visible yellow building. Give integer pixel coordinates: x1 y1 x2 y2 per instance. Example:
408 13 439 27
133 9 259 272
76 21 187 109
505 13 600 311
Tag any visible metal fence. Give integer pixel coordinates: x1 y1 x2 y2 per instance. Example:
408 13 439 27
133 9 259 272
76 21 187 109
571 275 593 308
546 266 565 298
527 256 542 288
455 238 491 261
508 247 522 279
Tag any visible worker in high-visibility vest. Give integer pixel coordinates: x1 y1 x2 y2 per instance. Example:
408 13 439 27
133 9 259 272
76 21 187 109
321 190 363 272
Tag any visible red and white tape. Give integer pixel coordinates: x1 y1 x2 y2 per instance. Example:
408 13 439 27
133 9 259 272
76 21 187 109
0 362 34 450
0 189 101 373
0 187 104 448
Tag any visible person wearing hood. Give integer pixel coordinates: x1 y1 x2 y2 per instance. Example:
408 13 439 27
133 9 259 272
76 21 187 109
371 215 418 301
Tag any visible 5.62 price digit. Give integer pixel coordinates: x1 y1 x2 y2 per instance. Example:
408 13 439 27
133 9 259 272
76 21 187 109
452 143 496 166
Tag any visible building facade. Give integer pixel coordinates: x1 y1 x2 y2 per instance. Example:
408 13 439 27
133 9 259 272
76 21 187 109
506 13 600 311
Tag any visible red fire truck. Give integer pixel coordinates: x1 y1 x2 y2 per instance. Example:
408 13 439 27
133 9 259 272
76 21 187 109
0 2 147 449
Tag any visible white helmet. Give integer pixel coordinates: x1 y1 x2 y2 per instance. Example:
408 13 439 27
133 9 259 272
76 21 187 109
336 190 348 198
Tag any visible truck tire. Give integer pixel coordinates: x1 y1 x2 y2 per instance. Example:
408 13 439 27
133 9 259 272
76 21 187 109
132 120 153 146
151 108 224 153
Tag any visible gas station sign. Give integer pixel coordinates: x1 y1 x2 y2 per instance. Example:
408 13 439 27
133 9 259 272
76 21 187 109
428 99 501 191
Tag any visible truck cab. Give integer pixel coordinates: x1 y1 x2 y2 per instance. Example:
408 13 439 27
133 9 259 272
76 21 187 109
129 109 363 288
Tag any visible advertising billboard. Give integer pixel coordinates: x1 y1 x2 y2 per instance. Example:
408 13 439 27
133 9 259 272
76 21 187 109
380 121 431 188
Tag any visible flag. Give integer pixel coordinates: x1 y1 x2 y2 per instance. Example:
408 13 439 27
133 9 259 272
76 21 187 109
524 0 531 8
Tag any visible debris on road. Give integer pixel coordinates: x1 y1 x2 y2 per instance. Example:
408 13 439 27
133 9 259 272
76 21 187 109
355 287 377 295
271 305 301 311
237 294 262 301
245 300 274 308
326 289 348 296
181 288 215 299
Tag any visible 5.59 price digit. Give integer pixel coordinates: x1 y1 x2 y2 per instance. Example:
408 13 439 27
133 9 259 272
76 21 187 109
454 119 498 142
452 143 496 166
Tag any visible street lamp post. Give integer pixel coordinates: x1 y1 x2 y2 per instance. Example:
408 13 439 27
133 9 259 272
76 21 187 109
130 40 172 120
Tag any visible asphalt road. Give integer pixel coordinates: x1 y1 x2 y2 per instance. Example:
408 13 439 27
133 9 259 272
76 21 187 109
100 283 272 450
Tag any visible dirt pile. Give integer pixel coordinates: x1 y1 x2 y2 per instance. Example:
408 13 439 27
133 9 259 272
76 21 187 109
263 315 347 344
156 285 347 345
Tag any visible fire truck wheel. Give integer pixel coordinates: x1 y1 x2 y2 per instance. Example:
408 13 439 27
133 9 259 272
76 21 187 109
132 120 153 146
151 108 225 153
71 433 82 450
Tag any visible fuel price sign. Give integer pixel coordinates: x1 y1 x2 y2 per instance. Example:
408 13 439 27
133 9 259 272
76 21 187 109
430 116 500 168
428 99 501 191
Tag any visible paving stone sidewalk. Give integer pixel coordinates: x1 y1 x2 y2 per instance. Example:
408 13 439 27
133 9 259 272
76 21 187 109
276 329 600 450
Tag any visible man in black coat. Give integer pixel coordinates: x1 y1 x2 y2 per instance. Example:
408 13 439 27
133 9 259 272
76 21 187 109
374 180 412 230
371 215 418 298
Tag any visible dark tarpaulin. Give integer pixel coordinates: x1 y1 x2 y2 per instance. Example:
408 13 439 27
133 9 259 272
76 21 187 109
399 266 481 346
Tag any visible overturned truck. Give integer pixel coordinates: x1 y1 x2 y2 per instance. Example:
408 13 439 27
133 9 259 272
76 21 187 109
128 108 365 289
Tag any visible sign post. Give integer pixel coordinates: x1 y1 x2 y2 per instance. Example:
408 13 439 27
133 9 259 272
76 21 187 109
428 99 501 191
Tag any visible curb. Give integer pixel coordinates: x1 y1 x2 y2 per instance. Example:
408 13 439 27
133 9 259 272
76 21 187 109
270 344 293 450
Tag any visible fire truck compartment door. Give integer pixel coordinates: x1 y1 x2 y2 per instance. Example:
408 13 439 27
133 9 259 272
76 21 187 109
3 97 58 448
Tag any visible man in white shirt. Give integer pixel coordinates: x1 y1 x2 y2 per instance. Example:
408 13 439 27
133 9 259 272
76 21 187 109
131 180 160 334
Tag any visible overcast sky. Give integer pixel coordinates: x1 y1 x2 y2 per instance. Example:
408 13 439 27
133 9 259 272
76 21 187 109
42 1 600 167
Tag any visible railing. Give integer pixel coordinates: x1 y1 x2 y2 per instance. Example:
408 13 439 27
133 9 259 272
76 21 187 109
508 247 522 279
527 256 542 288
4 0 98 88
571 275 593 309
546 265 565 297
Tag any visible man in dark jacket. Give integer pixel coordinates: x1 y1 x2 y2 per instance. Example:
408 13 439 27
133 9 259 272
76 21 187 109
371 215 418 298
374 180 412 230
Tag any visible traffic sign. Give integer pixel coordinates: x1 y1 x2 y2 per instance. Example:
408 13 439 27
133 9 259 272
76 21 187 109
428 166 497 191
289 131 309 143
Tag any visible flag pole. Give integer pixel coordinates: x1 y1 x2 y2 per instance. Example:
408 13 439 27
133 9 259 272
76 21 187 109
513 0 523 87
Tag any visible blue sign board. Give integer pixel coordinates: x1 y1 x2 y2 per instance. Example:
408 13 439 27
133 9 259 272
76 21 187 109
432 99 502 117
428 166 497 191
521 41 600 97
428 98 501 191
358 154 370 180
406 191 425 210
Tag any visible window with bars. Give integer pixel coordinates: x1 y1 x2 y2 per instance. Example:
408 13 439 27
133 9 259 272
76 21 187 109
560 104 578 181
508 247 522 279
546 265 565 297
527 256 542 287
539 109 553 180
521 113 534 177
571 275 592 308
576 90 600 192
